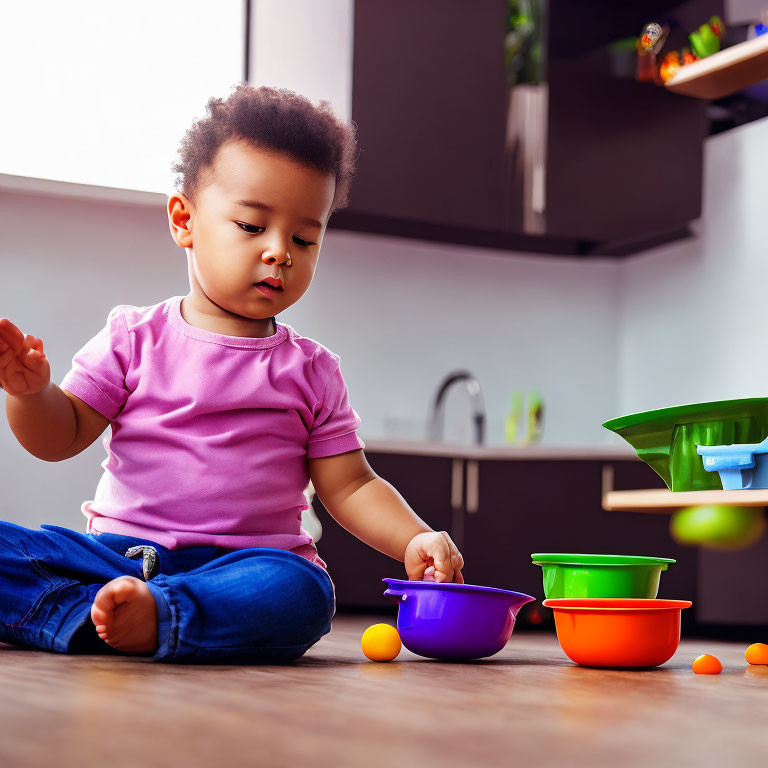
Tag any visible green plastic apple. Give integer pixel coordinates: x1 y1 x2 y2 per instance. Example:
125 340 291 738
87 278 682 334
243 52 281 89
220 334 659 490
670 505 767 550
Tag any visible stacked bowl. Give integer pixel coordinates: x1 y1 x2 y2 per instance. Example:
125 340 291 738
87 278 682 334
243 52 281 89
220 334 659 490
382 578 535 660
532 553 692 668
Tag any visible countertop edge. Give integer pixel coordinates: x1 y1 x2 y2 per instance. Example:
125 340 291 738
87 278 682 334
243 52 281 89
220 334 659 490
360 439 637 461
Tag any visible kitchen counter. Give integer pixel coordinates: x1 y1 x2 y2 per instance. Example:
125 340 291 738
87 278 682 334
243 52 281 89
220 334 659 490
361 438 636 461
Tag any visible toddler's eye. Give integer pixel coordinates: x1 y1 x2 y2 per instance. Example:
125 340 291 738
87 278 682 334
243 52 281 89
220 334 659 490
293 236 315 247
236 222 265 234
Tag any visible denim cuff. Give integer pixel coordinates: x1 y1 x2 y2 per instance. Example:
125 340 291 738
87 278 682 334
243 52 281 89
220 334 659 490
55 584 103 653
145 576 176 661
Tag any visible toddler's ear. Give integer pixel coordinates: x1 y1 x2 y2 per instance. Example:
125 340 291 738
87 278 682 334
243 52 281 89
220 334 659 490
167 192 194 247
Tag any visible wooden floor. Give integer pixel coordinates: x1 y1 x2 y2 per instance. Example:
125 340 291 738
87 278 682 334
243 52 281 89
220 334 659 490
0 615 766 767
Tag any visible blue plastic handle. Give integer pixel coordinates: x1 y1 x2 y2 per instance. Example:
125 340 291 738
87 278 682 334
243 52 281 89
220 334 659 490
699 451 756 471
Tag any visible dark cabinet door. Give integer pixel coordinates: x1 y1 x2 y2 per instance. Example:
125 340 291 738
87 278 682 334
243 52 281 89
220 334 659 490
340 0 715 256
313 452 454 609
697 536 768 627
461 459 698 612
348 0 508 231
544 1 710 243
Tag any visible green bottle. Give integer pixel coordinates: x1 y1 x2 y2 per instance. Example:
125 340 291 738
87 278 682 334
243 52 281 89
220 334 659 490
526 390 544 445
505 392 523 444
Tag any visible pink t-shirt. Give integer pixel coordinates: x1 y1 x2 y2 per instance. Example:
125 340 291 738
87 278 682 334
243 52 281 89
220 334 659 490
60 295 364 565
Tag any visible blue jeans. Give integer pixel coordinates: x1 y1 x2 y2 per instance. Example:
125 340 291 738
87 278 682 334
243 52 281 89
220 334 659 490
0 521 335 663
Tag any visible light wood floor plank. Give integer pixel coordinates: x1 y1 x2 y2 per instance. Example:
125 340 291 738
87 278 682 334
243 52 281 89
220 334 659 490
0 616 765 767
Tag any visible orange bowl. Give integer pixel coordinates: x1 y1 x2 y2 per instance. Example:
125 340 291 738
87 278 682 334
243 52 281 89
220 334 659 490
542 598 692 668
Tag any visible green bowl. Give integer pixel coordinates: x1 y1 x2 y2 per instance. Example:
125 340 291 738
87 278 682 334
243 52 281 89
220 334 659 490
603 398 768 491
531 554 675 599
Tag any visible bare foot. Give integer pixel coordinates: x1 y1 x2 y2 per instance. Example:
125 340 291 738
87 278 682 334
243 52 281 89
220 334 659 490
90 576 159 655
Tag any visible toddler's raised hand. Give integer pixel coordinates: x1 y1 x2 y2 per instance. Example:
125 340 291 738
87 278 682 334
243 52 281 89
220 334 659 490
404 530 464 584
0 318 51 396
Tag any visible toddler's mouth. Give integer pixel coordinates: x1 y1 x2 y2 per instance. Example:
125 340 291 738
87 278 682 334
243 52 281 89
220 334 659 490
253 281 283 298
254 277 283 290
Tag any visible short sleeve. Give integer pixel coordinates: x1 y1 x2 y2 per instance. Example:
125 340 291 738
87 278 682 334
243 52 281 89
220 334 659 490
307 356 364 459
60 306 132 420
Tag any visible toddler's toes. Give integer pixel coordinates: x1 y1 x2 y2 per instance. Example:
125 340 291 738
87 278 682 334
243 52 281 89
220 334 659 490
90 595 111 638
90 575 158 654
90 575 142 638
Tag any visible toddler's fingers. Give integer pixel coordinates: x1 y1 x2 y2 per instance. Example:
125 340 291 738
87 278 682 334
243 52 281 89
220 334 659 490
439 530 464 571
24 348 46 374
27 337 45 359
422 565 437 582
0 343 16 367
0 321 25 354
433 567 454 583
406 560 428 581
23 338 45 367
0 336 19 357
431 547 455 583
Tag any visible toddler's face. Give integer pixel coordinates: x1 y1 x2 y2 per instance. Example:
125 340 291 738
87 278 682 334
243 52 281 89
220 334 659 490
168 139 335 333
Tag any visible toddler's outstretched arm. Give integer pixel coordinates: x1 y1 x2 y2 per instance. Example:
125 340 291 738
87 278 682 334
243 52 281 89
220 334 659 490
309 450 464 583
0 318 109 461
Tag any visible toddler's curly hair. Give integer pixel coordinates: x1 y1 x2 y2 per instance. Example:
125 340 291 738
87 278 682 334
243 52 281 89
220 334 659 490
172 84 357 214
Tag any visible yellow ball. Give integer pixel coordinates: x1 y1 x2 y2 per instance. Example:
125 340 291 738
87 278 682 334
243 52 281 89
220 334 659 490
361 623 401 662
692 654 722 674
745 643 768 665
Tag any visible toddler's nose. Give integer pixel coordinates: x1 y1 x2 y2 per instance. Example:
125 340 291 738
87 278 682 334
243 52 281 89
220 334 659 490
262 249 291 266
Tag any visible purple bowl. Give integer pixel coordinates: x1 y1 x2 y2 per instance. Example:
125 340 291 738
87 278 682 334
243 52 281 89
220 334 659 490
383 578 535 660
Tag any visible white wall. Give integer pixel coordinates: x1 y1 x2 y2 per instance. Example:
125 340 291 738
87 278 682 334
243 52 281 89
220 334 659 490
0 186 620 529
618 117 768 414
0 191 187 531
281 231 621 447
249 0 353 121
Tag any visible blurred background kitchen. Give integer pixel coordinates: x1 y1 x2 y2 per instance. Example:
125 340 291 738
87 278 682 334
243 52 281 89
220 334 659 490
2 0 768 635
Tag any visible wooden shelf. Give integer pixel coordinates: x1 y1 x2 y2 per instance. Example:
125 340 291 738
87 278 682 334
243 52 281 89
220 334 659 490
665 34 768 99
603 487 768 513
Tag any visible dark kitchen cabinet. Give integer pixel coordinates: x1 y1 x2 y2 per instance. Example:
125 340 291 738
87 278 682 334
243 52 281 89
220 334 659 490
343 0 508 233
697 536 768 627
333 0 720 256
313 452 455 608
314 451 697 617
460 459 696 608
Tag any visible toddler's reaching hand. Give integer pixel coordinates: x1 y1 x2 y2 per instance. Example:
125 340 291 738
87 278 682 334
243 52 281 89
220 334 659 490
0 318 50 396
404 530 464 584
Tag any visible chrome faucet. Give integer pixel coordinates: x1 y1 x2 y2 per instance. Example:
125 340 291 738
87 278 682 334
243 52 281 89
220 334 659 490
428 370 486 444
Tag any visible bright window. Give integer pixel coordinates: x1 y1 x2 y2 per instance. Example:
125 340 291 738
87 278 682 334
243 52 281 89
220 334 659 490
0 1 244 193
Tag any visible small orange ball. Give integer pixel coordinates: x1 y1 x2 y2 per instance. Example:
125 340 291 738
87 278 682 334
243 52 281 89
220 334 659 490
361 623 401 662
745 643 768 665
692 654 723 674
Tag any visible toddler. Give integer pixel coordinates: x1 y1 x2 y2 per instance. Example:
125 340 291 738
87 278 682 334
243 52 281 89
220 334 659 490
0 85 464 662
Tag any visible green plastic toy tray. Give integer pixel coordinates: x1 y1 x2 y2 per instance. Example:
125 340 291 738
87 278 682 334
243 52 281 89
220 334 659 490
603 398 768 492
